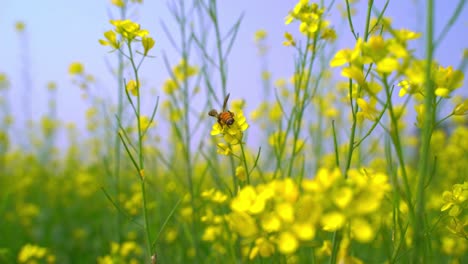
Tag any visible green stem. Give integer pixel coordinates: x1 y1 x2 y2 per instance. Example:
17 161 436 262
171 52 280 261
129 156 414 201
127 39 152 259
414 0 435 261
330 1 374 263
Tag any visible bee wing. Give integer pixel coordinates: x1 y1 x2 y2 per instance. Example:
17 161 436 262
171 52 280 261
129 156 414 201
208 109 218 117
222 93 230 111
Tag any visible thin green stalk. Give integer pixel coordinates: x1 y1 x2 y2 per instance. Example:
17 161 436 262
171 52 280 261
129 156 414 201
414 0 435 261
127 39 153 259
112 5 127 245
330 1 374 263
239 141 250 184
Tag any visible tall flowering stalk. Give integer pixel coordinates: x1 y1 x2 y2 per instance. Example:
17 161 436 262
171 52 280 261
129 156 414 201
100 18 157 261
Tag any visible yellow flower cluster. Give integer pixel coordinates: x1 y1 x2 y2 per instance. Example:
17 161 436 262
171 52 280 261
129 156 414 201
99 19 155 56
441 182 468 239
211 111 249 145
223 168 391 260
17 244 55 264
97 241 143 264
284 1 336 46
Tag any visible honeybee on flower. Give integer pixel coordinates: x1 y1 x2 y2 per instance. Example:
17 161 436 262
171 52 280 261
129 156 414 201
209 93 249 145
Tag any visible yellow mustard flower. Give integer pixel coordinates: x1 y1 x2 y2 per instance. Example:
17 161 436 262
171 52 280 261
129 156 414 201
68 62 84 75
249 237 275 259
254 29 267 42
142 36 155 56
126 79 139 96
210 111 249 145
99 30 121 50
111 0 125 7
283 32 296 46
235 166 247 181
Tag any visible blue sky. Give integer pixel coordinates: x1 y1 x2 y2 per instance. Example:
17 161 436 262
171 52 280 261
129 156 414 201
0 0 466 140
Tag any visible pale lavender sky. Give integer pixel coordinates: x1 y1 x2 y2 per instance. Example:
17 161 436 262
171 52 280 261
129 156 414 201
0 0 466 140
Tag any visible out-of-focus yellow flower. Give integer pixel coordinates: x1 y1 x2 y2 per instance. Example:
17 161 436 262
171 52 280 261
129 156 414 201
69 62 84 75
18 244 54 264
341 66 365 86
356 98 379 122
0 73 9 89
210 111 249 145
397 80 420 97
453 98 468 115
111 19 149 41
126 79 139 96
139 115 154 131
254 29 267 42
162 79 178 94
47 81 57 91
99 30 121 50
201 188 228 204
277 231 298 254
283 32 296 46
15 21 25 32
236 166 247 181
216 143 232 155
142 36 155 56
376 57 399 73
111 0 125 7
173 59 198 81
228 211 259 238
321 211 345 231
249 237 275 259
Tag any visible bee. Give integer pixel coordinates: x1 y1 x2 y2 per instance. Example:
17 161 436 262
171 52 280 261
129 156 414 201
208 93 235 127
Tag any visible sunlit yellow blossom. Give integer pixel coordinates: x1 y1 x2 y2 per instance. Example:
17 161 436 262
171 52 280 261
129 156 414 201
69 62 84 75
321 212 345 231
142 36 155 56
202 226 222 241
231 186 267 214
231 99 246 112
341 66 365 86
356 98 379 122
210 111 249 145
330 47 360 67
376 57 399 73
267 102 282 122
110 19 149 41
277 231 298 254
261 213 282 232
139 115 154 131
292 222 315 240
235 166 246 181
126 79 139 96
254 29 267 42
249 237 275 259
99 30 121 50
397 80 420 97
201 188 228 203
283 32 296 46
173 59 199 81
162 79 178 94
216 143 232 155
350 218 374 243
111 0 125 7
18 244 54 264
228 211 258 238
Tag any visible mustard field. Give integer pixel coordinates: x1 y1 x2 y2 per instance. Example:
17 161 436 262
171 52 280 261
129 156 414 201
0 0 467 263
